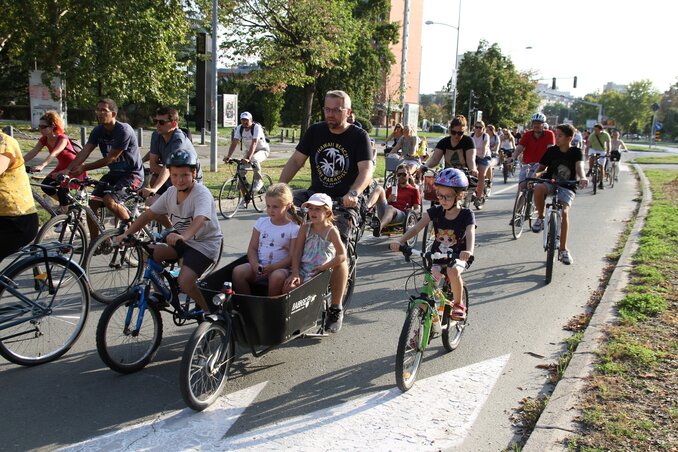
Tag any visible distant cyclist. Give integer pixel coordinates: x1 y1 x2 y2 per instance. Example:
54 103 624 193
63 98 144 240
224 111 269 194
586 123 611 190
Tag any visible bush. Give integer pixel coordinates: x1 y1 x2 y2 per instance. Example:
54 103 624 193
356 116 372 133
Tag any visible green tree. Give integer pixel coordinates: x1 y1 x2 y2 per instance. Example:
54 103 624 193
1 0 192 111
221 0 358 134
454 40 540 128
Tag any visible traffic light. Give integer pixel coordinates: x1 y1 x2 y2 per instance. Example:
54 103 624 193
573 76 577 88
551 77 556 90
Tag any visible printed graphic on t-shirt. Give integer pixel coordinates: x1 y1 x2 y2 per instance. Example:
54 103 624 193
261 229 291 264
436 229 458 254
555 164 573 181
313 142 351 188
170 214 193 234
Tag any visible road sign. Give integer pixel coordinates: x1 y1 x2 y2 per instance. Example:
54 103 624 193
654 121 663 131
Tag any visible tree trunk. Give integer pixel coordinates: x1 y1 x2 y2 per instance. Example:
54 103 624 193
301 80 316 136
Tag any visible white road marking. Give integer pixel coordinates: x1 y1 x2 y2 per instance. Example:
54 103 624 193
60 355 509 451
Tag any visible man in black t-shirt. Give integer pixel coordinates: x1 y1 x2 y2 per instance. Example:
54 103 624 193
531 123 588 266
279 90 374 333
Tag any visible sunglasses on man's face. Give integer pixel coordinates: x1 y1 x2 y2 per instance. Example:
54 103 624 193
450 130 464 136
155 119 172 125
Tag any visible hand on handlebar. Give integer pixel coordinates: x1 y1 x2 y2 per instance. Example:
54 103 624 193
459 250 473 262
165 231 184 247
342 193 358 208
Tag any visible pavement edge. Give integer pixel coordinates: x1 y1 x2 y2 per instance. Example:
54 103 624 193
522 165 652 451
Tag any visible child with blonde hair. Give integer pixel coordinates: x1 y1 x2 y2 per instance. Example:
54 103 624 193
233 183 301 296
283 193 346 292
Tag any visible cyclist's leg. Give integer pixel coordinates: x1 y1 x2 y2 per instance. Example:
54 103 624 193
446 264 465 308
103 173 143 223
557 189 575 252
475 160 488 198
251 150 269 184
533 183 549 219
176 244 213 312
598 155 607 183
0 213 39 263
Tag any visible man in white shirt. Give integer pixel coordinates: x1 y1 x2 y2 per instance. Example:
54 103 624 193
224 111 270 192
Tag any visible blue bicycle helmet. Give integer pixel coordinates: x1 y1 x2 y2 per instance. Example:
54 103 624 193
166 149 198 168
531 112 546 123
435 168 468 190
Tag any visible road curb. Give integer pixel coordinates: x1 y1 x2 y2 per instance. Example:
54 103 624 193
522 165 652 451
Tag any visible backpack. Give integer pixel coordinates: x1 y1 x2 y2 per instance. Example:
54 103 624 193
68 137 83 153
234 122 270 144
179 127 193 143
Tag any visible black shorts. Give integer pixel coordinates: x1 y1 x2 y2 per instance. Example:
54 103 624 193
0 213 39 262
92 172 142 204
158 241 213 277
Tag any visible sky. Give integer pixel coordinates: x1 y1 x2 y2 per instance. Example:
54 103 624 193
420 0 677 96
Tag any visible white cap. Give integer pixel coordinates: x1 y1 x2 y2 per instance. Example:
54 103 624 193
240 111 252 120
302 193 333 209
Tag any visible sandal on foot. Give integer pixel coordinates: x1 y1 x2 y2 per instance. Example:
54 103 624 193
451 303 466 321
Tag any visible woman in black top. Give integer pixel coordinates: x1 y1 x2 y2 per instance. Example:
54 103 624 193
420 115 477 176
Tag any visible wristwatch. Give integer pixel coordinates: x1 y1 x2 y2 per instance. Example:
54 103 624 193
348 189 359 197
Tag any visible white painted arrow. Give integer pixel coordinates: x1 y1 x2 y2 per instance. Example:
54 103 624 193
60 354 509 451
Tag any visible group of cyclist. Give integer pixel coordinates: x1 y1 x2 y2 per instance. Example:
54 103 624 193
2 87 628 335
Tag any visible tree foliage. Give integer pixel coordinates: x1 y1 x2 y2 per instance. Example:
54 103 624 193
1 0 192 110
454 40 540 128
220 0 397 133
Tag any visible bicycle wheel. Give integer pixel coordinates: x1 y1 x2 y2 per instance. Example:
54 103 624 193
250 173 273 213
442 286 468 352
395 303 427 392
545 212 557 284
591 166 598 195
0 256 89 366
179 320 234 411
341 251 357 311
96 293 163 373
33 214 89 267
503 163 509 183
84 229 144 304
403 210 418 248
218 178 242 219
511 191 527 239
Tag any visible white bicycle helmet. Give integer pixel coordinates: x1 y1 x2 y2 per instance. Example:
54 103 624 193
531 113 546 123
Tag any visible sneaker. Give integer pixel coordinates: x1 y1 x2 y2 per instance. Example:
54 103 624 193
371 217 381 237
614 176 619 181
598 182 604 190
238 200 248 209
532 217 543 233
252 179 264 193
559 249 573 265
325 306 344 333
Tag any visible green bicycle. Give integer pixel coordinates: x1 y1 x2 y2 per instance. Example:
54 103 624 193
394 245 469 392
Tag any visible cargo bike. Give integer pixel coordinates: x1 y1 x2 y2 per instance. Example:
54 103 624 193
179 255 336 411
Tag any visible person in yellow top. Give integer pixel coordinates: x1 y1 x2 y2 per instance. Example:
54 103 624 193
0 131 38 262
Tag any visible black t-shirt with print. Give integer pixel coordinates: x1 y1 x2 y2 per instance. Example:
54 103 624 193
435 135 475 168
427 205 476 255
539 145 584 191
297 122 373 198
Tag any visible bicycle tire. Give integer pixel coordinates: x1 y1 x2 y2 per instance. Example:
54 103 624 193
341 251 357 311
403 210 418 248
218 178 242 219
545 212 557 284
420 223 430 253
84 229 144 304
96 293 163 373
395 303 426 392
591 165 598 195
250 173 273 213
442 286 468 352
0 255 89 366
33 213 89 267
503 163 509 183
179 320 233 411
512 191 527 239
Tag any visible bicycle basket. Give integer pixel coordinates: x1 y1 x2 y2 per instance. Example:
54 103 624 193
385 156 404 172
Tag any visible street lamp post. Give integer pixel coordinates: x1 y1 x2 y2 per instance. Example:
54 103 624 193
425 0 461 118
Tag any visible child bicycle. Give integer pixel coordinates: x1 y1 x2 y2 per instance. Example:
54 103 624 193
394 244 470 392
218 158 273 219
95 231 207 374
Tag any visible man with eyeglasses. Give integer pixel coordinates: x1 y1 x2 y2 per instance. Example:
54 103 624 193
419 114 477 175
63 98 144 240
143 106 202 205
366 163 421 237
224 111 270 194
279 90 374 333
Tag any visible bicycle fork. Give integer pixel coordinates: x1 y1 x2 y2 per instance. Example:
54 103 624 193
542 205 562 253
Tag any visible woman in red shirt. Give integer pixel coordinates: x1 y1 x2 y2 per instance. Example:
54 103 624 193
24 111 85 212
